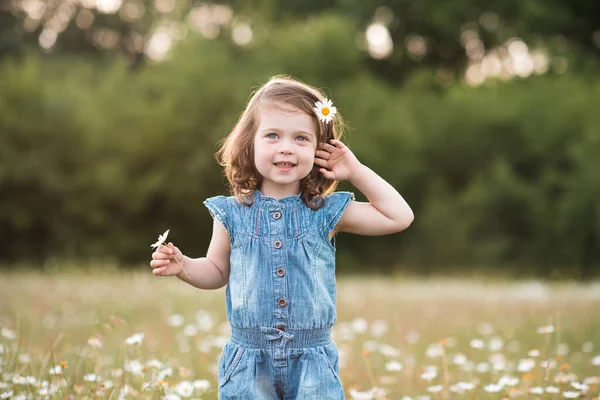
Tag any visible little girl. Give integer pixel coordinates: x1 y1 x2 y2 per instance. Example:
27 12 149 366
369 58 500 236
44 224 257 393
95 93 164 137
150 76 413 399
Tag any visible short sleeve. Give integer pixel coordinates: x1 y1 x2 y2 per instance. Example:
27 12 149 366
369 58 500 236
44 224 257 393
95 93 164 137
323 191 355 234
203 195 234 239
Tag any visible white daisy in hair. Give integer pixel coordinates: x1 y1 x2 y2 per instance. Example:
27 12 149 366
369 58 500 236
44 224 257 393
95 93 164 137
314 98 337 123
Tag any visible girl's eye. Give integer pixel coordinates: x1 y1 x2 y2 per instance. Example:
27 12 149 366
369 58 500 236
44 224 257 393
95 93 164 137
296 136 309 142
266 133 278 139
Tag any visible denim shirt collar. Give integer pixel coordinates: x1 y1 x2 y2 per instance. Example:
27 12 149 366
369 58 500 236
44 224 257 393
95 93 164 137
251 190 303 209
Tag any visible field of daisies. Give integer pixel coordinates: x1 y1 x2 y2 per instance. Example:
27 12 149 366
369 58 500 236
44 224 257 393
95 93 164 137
0 271 599 399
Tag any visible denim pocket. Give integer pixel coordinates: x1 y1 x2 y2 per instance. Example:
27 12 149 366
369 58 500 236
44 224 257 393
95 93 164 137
218 345 246 388
317 344 343 390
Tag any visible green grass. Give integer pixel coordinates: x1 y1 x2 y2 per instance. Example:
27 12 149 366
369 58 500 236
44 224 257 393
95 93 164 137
0 271 599 399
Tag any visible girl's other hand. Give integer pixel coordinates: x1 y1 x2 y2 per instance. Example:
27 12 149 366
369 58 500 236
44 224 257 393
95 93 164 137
150 242 185 276
314 139 362 182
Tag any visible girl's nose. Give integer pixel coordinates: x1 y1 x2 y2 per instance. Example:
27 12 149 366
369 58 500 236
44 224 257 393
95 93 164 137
277 140 294 154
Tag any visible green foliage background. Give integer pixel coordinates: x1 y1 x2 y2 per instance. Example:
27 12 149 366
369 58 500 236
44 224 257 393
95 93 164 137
1 6 599 278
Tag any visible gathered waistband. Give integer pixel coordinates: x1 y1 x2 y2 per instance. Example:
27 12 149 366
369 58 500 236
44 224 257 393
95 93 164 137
231 327 331 349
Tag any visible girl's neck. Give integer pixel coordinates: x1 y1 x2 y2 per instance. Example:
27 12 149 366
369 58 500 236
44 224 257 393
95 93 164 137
258 181 301 200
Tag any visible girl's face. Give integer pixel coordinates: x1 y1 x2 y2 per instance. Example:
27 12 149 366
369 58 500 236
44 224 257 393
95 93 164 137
253 106 318 198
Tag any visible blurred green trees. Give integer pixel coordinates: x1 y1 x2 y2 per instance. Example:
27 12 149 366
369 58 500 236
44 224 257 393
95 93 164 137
1 5 599 277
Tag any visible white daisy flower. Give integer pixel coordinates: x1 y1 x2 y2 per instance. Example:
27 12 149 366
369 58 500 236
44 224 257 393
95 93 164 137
582 341 594 353
87 336 103 349
518 358 536 372
425 343 444 358
158 367 174 380
404 330 420 344
193 379 211 392
483 383 503 393
457 382 475 391
125 332 145 346
378 344 400 358
124 360 144 376
529 387 544 395
314 98 337 124
488 337 504 352
196 310 215 331
528 349 541 357
498 375 519 387
385 361 403 372
101 380 114 389
48 365 62 375
1 328 16 340
18 354 31 364
546 386 560 393
571 382 588 392
183 324 198 337
562 391 580 398
349 388 387 400
427 385 443 393
452 353 467 365
537 325 555 334
151 229 170 249
168 314 185 327
175 381 194 397
146 359 163 369
420 368 437 382
370 320 389 337
475 362 490 373
584 376 600 385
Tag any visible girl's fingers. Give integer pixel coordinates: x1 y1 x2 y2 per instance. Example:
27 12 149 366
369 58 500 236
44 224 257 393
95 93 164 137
315 150 330 159
150 258 172 267
330 139 345 148
320 168 336 180
313 157 328 167
152 252 170 260
321 143 337 152
158 246 172 255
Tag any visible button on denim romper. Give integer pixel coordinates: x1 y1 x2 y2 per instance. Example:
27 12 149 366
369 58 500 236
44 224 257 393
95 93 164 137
204 190 354 399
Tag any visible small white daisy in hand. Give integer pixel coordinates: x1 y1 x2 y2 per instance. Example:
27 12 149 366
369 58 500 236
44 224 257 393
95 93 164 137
314 98 337 124
151 229 170 249
150 229 191 279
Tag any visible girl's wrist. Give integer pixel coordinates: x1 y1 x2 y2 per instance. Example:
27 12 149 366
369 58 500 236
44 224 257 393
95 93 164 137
348 162 366 184
175 255 189 279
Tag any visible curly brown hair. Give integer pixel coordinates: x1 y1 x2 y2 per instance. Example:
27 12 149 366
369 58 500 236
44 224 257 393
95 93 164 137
215 75 345 210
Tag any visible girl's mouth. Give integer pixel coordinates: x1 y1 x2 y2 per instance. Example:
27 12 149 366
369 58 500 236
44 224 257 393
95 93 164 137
274 162 296 171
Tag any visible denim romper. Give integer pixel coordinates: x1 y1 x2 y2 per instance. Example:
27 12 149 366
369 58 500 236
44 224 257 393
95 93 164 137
204 190 354 399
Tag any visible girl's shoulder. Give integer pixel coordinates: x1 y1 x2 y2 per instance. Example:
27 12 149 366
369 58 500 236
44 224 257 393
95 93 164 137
323 191 355 204
319 191 355 232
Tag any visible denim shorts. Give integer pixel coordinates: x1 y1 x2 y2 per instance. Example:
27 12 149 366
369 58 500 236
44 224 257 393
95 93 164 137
218 327 345 399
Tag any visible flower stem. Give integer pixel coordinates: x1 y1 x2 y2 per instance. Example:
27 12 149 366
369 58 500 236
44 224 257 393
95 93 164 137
161 245 191 280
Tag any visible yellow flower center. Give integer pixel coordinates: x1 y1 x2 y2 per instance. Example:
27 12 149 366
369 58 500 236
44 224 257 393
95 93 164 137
322 107 330 116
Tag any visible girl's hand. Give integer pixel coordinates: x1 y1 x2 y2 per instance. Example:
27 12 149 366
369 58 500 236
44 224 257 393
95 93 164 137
150 242 185 276
314 139 362 182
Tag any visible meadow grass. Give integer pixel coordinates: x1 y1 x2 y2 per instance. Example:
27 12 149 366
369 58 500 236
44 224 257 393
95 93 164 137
0 270 599 399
